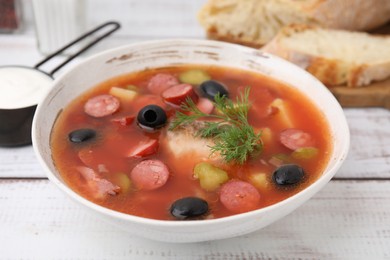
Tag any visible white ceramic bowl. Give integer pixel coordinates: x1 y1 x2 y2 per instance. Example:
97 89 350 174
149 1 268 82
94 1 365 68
32 39 350 243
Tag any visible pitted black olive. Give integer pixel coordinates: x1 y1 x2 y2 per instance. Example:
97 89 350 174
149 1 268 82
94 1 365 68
200 80 229 101
68 129 96 143
170 197 209 220
137 105 167 130
273 164 305 185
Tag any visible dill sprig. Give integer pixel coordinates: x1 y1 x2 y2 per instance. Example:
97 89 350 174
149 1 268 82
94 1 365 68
169 87 263 164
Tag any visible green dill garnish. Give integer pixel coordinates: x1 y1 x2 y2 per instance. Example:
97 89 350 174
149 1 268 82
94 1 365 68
170 87 263 164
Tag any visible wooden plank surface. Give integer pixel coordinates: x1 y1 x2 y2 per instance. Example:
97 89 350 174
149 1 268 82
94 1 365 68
329 79 390 109
326 22 390 109
0 179 389 259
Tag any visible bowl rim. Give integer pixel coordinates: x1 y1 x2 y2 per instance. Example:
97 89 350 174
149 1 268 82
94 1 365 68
32 38 350 227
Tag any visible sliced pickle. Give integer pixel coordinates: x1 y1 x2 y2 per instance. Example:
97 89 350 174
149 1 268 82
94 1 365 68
114 173 132 193
269 153 290 167
291 147 319 159
193 162 229 191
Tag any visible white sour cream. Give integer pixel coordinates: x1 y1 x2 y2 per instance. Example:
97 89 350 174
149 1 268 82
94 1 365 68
0 67 53 109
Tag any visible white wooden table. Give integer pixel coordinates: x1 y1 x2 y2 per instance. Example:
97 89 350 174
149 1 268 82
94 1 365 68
1 1 390 259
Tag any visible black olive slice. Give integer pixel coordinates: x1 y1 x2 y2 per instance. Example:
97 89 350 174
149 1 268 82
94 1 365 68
170 197 209 220
199 80 229 101
68 129 96 143
273 164 305 185
137 105 167 130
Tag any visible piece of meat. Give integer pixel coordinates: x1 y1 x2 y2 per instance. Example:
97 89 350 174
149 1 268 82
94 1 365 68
127 139 159 158
219 180 261 213
196 98 214 114
162 83 198 106
76 166 120 198
133 94 166 111
147 73 179 95
130 159 170 190
78 148 94 168
162 121 221 161
280 128 315 150
111 115 135 126
84 94 120 118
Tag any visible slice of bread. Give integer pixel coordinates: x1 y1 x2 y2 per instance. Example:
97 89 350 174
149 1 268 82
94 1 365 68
262 25 390 87
198 0 390 48
198 0 313 48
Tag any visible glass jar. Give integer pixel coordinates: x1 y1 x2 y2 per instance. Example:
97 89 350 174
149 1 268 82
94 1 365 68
0 0 22 33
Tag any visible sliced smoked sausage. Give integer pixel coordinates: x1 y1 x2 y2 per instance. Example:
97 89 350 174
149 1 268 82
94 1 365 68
130 159 169 190
219 180 260 213
84 94 120 118
196 98 214 114
127 139 159 158
162 83 198 106
280 128 315 150
147 73 179 95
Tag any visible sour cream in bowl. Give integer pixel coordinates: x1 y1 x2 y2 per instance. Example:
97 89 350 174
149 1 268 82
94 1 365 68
0 66 52 146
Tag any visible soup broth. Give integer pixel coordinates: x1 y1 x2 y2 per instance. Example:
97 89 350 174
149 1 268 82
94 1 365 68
51 65 332 220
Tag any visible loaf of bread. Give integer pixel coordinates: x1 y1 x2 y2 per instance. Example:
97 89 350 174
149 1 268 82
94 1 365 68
198 0 390 48
262 25 390 87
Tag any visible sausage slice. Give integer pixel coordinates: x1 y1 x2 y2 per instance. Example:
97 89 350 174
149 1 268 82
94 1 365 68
84 94 120 118
162 83 198 106
196 98 214 114
127 139 159 158
220 180 260 213
147 73 179 95
130 159 169 190
280 128 315 150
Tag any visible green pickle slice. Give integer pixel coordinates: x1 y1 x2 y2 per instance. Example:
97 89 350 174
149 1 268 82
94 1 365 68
194 162 229 191
291 147 319 159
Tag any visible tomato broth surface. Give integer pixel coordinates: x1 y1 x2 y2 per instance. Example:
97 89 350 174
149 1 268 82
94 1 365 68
51 65 332 220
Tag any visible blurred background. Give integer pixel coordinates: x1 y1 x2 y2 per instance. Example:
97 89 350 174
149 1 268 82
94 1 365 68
0 0 206 67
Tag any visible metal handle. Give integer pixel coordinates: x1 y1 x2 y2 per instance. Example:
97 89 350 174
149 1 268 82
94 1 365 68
34 21 121 76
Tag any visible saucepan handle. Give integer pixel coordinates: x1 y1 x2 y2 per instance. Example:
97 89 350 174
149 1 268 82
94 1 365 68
34 21 121 76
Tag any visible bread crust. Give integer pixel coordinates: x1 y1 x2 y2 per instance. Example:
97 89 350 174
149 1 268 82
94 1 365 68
198 0 313 47
262 25 390 87
206 30 264 49
198 0 390 47
303 0 390 30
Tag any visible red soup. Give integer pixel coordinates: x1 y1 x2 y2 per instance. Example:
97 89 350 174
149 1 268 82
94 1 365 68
51 65 332 220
